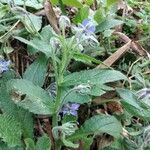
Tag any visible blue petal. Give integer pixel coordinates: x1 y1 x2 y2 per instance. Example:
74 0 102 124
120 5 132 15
87 25 96 33
82 19 91 26
70 110 78 116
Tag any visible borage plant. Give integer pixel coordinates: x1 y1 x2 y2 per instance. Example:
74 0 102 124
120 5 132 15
0 14 128 149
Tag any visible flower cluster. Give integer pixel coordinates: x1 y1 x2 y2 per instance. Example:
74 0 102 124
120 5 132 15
0 59 10 74
61 103 80 116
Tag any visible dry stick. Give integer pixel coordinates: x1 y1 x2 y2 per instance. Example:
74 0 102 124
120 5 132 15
97 41 131 68
113 32 147 56
44 0 60 34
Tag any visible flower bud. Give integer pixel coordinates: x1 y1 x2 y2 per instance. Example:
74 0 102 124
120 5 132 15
59 15 71 30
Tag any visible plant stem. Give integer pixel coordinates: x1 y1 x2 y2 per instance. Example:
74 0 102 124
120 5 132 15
52 86 62 127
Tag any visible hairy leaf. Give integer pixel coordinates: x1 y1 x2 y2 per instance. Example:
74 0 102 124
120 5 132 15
96 19 123 32
7 79 54 115
62 0 83 8
24 138 35 150
73 5 89 23
117 89 150 121
68 115 122 140
14 36 52 58
21 13 42 33
62 69 127 87
0 72 34 139
36 135 51 150
0 0 43 9
0 141 23 150
23 54 48 87
0 114 22 147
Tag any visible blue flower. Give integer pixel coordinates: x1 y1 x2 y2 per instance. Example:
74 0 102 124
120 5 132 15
0 59 10 74
81 19 96 34
61 103 80 116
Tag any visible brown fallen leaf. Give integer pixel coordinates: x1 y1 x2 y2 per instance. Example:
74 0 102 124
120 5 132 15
113 31 147 56
44 0 60 34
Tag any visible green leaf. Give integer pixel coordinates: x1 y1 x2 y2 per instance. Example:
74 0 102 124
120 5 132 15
21 13 42 33
40 25 55 43
0 141 23 150
3 46 14 54
84 0 94 6
51 0 59 5
0 0 43 9
94 8 106 24
0 4 9 19
7 79 54 115
14 36 52 58
62 0 83 8
73 53 102 64
62 88 91 104
24 138 35 150
106 0 118 9
0 114 22 147
23 54 48 87
73 5 89 23
0 72 34 139
62 69 127 87
14 26 54 57
117 89 150 121
82 137 93 150
96 19 123 32
13 36 39 51
62 136 79 149
36 135 51 150
68 115 122 140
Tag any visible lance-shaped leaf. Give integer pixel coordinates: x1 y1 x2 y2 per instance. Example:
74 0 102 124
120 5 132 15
23 54 48 87
36 135 51 150
68 115 122 140
0 114 22 147
117 89 150 121
62 69 127 87
96 19 123 33
7 79 54 115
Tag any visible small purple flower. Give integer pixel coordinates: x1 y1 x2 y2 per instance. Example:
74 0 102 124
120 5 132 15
0 59 10 74
78 18 96 36
82 19 96 34
61 103 80 116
